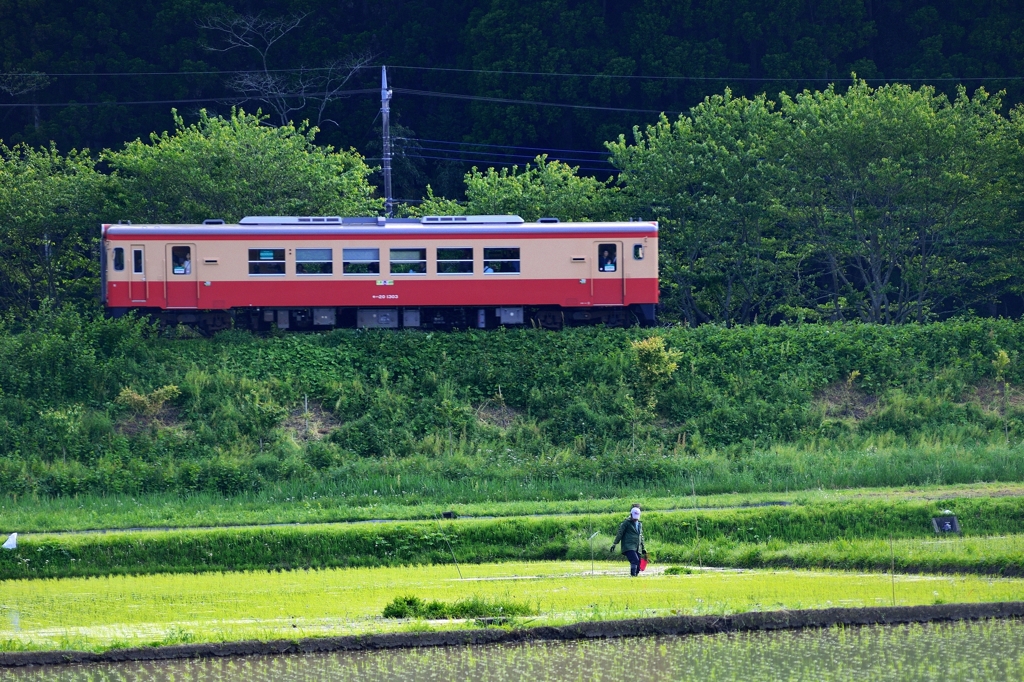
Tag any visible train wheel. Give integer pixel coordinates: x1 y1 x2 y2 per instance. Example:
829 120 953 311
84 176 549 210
533 309 563 330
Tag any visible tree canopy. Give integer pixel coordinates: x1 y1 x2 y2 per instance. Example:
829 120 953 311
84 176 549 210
103 108 379 224
2 0 1024 195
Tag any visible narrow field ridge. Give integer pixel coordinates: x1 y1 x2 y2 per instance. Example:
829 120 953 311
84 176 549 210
4 602 1022 669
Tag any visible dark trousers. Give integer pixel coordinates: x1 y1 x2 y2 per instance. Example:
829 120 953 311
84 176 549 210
624 550 641 576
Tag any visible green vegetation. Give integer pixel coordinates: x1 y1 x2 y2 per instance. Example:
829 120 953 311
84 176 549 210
3 310 1024 500
656 534 1024 577
11 620 1018 681
382 595 535 620
6 497 1024 580
8 481 1014 535
1 560 1022 653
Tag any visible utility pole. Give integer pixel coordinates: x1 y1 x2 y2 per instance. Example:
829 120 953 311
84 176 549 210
381 65 394 218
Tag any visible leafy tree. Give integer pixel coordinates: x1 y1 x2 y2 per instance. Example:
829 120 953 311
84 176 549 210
103 108 381 223
780 81 1014 323
0 144 113 315
609 92 791 325
410 156 619 221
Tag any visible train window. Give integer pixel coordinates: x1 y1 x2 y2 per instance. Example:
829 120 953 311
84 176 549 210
633 244 644 260
343 248 380 274
113 248 125 271
296 248 333 275
390 248 427 274
483 247 520 274
598 244 617 272
248 248 285 275
133 249 144 274
437 247 473 274
171 246 192 275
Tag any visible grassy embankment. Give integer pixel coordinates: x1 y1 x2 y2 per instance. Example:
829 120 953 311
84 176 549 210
3 310 1024 508
6 497 1024 580
3 561 1023 653
7 481 1023 534
4 312 1024 585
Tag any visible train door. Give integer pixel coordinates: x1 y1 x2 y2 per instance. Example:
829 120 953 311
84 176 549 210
165 243 198 308
592 241 623 305
129 244 147 302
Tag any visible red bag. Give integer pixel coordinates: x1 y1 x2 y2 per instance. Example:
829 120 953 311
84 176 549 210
639 557 648 572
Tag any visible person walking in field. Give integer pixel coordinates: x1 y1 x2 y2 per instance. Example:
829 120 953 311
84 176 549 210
611 504 646 577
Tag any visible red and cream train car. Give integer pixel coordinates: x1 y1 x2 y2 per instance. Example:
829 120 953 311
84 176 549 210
101 215 658 330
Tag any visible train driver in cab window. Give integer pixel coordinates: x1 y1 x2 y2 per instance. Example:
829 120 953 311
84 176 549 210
599 244 617 272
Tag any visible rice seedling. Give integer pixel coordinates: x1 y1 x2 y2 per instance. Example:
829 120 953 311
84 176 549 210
5 619 1021 681
0 561 1023 653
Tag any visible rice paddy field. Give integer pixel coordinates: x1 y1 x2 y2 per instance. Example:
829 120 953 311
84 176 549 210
1 560 1023 653
3 619 1022 681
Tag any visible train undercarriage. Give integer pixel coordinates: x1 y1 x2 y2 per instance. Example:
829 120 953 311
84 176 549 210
111 304 657 333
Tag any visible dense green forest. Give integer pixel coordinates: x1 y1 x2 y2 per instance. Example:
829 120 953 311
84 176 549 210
2 0 1024 187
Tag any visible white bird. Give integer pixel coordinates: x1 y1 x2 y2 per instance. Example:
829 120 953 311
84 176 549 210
2 533 17 549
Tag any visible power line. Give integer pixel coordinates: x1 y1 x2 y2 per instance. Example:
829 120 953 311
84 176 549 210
393 87 675 114
411 144 613 164
0 66 377 77
387 64 1024 83
402 136 611 156
0 86 669 114
0 89 380 108
411 148 610 167
12 63 1024 83
409 153 618 173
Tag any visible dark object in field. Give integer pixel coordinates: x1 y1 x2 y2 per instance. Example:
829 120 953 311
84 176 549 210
441 511 457 519
932 515 961 534
382 595 535 620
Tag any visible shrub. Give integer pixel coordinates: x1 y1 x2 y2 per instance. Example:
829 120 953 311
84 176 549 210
382 595 535 619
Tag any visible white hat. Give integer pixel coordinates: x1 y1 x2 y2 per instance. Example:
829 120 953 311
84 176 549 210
630 508 641 519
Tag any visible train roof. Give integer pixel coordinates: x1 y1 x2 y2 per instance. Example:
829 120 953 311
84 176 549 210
102 215 658 238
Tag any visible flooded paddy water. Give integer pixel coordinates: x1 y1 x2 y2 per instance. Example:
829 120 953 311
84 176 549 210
4 618 1022 682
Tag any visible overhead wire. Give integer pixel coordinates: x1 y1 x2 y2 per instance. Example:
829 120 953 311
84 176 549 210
8 64 1024 83
0 89 380 108
401 136 612 156
407 153 617 172
393 87 676 114
386 64 1024 83
411 145 613 165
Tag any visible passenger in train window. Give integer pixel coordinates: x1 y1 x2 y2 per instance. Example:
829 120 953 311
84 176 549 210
172 247 192 275
599 246 617 272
